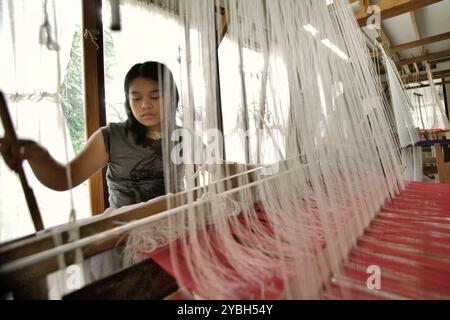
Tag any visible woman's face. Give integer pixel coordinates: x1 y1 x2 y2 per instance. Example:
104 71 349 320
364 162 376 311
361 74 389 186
128 77 163 130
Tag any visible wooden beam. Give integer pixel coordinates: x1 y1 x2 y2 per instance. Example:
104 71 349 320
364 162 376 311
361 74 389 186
409 9 429 76
382 69 450 87
405 80 450 90
381 61 441 75
413 62 420 74
0 194 179 296
215 6 227 161
371 51 450 76
396 49 450 66
402 64 412 74
443 76 449 119
402 69 450 84
435 144 450 183
82 0 108 215
0 165 259 296
433 56 450 65
409 11 425 57
390 32 450 53
355 0 443 27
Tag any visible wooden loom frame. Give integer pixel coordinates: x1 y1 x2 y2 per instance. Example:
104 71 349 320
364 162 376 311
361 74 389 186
7 0 447 300
0 161 261 299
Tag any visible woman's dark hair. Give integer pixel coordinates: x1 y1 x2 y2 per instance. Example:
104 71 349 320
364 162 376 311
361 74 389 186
124 61 179 145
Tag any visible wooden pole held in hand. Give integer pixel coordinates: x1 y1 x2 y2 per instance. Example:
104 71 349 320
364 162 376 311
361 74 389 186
0 91 44 231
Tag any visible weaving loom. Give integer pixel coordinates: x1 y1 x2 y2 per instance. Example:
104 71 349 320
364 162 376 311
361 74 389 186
146 181 450 299
1 0 450 300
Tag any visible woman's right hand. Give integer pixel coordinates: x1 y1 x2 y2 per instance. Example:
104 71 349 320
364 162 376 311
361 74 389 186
0 137 48 172
1 129 108 191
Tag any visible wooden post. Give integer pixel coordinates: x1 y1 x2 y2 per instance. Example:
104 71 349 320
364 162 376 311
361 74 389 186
435 144 450 184
0 92 44 231
443 78 449 120
82 0 108 215
214 6 227 162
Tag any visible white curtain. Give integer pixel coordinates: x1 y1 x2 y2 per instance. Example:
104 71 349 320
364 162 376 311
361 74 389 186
0 0 89 242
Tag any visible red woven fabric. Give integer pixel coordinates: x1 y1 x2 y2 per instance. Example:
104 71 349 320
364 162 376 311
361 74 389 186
326 181 450 299
144 181 450 299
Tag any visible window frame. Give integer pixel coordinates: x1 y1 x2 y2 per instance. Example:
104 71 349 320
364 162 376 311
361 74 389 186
82 0 108 215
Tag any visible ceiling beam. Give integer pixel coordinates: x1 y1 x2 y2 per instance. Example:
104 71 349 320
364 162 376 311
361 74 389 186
433 56 450 65
355 0 443 27
405 80 450 90
396 49 450 66
402 69 450 84
390 32 450 53
377 55 449 75
402 64 412 74
382 70 450 87
409 11 426 58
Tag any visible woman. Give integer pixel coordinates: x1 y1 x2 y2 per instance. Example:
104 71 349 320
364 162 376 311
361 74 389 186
0 61 183 210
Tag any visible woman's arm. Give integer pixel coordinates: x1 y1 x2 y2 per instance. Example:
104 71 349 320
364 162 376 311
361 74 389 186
0 129 109 191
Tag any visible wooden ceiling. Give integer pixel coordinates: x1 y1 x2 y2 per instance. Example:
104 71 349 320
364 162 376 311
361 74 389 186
351 0 450 87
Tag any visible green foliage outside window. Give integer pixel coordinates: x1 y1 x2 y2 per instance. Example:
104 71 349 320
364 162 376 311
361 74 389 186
60 27 117 154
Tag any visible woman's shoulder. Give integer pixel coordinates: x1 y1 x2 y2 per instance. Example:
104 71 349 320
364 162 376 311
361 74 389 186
101 121 131 152
102 121 128 130
101 121 129 136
